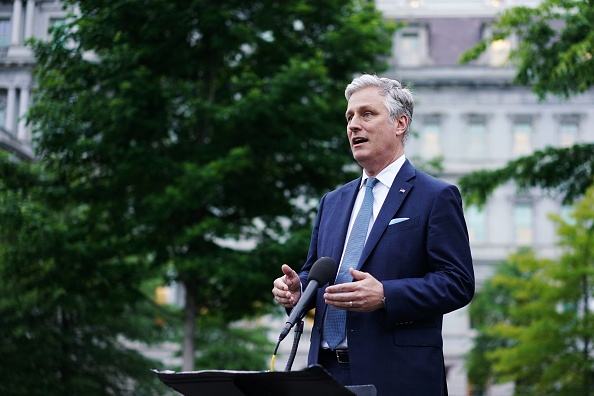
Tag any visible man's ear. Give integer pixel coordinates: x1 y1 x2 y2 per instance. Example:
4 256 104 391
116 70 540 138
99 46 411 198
394 115 408 137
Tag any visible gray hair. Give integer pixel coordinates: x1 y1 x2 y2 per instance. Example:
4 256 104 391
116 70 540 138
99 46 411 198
345 74 414 142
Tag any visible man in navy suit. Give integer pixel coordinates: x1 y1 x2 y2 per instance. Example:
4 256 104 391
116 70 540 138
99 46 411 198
272 74 474 395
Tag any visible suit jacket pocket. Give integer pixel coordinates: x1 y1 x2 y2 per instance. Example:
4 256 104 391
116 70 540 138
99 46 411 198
385 215 419 233
393 328 443 347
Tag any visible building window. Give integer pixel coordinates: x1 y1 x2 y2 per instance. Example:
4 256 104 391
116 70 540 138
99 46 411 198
421 119 441 159
49 17 67 38
465 118 487 159
514 204 533 245
393 24 428 67
0 18 10 46
465 205 486 244
50 17 66 29
488 38 511 67
559 120 578 147
512 121 532 156
480 24 513 67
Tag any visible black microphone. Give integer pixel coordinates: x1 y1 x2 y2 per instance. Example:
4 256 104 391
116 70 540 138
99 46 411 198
278 257 336 342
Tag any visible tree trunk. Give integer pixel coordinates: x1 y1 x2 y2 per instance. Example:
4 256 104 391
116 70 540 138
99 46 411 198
182 279 197 371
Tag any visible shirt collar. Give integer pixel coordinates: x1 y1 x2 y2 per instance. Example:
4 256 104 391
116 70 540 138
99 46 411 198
360 154 406 189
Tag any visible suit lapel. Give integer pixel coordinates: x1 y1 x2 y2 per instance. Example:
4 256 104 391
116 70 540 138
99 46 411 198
358 160 416 269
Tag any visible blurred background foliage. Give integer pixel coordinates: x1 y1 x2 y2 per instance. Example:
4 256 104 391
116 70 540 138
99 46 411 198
0 0 395 394
467 186 594 395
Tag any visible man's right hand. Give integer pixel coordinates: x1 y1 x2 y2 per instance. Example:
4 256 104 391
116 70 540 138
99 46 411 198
272 264 301 308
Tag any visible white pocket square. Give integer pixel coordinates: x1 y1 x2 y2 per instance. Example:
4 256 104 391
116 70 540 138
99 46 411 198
389 217 409 225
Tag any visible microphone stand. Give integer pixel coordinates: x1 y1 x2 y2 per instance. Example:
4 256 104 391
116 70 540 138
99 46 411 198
284 320 304 372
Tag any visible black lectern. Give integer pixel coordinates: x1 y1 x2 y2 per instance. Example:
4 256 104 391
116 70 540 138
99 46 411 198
152 364 376 396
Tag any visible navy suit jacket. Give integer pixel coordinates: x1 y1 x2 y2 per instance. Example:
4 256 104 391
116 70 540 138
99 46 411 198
298 160 475 396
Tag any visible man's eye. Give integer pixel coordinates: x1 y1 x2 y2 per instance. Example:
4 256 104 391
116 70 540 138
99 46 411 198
364 112 372 117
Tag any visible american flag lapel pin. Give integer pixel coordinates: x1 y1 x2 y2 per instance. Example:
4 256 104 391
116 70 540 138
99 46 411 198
399 188 406 193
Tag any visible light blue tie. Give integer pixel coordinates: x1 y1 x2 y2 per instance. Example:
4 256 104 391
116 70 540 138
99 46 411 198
324 177 378 350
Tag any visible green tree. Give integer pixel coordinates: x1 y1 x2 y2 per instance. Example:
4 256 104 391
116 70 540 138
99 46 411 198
466 257 523 395
459 143 594 207
467 186 594 395
460 0 594 100
0 152 171 396
458 0 594 206
193 314 273 370
26 0 394 376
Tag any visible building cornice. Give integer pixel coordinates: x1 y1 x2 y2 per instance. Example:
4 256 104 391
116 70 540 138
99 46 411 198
385 65 516 87
0 128 34 161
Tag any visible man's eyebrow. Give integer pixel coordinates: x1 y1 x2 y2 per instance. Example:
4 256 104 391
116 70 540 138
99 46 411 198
346 104 376 117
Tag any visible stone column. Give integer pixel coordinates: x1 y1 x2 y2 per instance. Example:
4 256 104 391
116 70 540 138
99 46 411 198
11 0 23 46
18 86 30 142
5 86 16 134
24 0 36 41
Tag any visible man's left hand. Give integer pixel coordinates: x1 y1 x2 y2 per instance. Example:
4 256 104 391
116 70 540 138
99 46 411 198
324 268 385 312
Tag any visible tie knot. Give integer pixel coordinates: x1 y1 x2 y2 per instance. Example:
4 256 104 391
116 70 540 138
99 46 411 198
366 177 378 189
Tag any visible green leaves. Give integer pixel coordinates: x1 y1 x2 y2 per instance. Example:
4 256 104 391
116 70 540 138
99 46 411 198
0 155 169 396
460 0 594 99
468 187 594 395
459 143 594 207
193 314 273 371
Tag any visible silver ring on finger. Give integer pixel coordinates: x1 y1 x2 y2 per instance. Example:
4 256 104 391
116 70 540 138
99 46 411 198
349 301 353 307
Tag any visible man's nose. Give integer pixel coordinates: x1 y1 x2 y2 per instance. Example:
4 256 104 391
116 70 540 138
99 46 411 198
348 115 362 131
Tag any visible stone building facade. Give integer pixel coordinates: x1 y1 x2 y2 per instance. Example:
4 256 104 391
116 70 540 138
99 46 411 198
0 0 66 160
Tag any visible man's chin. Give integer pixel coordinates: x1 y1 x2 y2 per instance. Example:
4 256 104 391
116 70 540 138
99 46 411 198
352 154 372 169
352 146 367 157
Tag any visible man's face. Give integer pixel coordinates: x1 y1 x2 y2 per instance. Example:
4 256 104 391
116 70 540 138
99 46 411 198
345 86 406 176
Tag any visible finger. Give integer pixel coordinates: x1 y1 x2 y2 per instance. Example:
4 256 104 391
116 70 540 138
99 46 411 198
273 278 288 291
325 297 354 310
274 291 293 304
281 264 297 280
281 265 302 293
325 282 354 294
324 288 352 302
350 268 369 280
271 286 287 297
